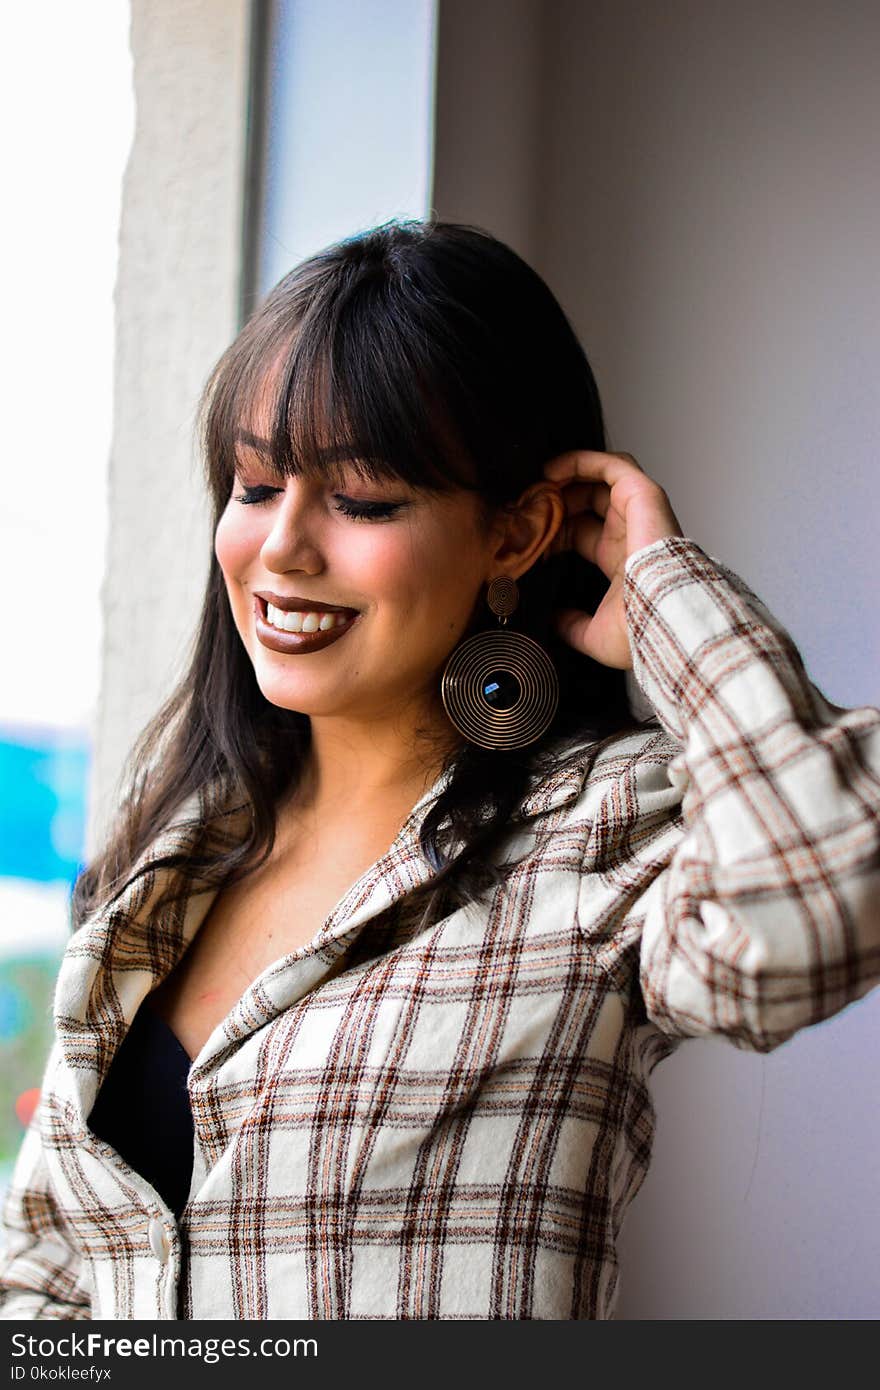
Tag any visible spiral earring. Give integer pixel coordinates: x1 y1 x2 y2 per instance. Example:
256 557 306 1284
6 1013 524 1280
440 576 560 750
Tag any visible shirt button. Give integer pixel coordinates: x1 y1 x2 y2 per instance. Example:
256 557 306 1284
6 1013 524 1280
148 1217 171 1263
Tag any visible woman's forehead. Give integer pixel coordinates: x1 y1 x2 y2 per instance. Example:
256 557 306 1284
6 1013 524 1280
220 337 478 494
231 361 358 475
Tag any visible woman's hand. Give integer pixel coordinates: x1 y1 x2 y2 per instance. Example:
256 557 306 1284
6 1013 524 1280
543 450 685 670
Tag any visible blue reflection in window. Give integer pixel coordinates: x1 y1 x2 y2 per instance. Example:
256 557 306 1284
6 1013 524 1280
0 726 89 885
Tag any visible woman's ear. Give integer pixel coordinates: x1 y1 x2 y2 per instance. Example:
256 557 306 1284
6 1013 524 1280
488 481 565 578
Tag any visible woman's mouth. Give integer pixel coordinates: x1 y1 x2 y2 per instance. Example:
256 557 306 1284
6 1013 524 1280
253 596 360 654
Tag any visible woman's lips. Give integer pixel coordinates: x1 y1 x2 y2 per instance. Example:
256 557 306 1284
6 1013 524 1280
253 596 360 654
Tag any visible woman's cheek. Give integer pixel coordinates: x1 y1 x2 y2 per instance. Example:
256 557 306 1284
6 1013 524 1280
344 530 414 601
214 502 255 580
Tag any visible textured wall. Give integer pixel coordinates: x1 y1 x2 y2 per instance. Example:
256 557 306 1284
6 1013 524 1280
89 0 250 851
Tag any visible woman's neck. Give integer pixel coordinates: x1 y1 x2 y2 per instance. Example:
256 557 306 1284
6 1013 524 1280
287 706 460 822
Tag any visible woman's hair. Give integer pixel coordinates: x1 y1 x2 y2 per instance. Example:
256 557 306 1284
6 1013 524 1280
72 219 652 933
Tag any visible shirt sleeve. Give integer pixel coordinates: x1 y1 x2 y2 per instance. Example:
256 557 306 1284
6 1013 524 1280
622 535 880 1053
0 1053 93 1320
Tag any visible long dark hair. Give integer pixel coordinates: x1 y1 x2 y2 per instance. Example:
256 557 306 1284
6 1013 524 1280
72 219 650 933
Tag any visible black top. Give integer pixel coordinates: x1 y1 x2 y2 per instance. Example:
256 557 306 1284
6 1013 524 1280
88 997 195 1221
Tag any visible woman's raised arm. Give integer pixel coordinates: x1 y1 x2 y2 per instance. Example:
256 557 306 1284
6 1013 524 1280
546 449 880 1050
619 534 880 1049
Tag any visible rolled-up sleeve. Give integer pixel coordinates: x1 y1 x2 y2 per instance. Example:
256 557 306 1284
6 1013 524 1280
623 536 880 1053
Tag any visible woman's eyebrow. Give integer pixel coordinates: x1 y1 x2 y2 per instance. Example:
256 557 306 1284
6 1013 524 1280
233 429 359 464
234 430 272 454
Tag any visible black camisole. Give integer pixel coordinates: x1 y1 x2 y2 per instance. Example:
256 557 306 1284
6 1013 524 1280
88 997 195 1221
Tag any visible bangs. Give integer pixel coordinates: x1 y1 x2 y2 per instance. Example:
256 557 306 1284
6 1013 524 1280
202 272 482 507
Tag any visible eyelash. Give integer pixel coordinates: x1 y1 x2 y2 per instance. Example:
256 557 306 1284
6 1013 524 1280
233 485 403 522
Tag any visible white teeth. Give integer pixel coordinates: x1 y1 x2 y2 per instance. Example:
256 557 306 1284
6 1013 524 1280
264 603 350 635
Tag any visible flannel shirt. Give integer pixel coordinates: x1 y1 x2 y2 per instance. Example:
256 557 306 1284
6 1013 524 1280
1 536 878 1321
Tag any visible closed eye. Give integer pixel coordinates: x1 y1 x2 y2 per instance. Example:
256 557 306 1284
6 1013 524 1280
332 495 405 521
234 484 283 505
234 484 406 521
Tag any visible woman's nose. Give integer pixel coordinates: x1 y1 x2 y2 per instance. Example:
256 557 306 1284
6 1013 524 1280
259 480 324 573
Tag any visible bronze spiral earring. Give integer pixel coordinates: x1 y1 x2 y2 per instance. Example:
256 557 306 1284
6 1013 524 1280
440 576 560 750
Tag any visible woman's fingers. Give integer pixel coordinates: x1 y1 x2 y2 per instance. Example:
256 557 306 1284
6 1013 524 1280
544 449 643 487
553 607 593 649
547 479 612 560
540 448 684 669
556 479 594 511
552 594 633 670
545 449 683 560
550 507 608 555
555 478 611 517
566 510 604 565
585 481 610 518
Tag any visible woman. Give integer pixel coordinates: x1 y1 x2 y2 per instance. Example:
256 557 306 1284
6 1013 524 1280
1 220 878 1321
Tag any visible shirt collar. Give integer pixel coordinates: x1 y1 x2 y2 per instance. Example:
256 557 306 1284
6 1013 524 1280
400 734 598 829
517 737 598 818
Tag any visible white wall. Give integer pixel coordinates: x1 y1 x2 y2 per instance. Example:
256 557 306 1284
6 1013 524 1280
0 2 132 733
436 0 879 1320
545 0 880 1319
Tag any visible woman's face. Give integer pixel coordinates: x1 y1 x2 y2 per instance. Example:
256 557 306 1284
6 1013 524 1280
214 429 503 728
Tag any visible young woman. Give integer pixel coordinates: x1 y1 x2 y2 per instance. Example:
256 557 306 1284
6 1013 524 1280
1 221 878 1321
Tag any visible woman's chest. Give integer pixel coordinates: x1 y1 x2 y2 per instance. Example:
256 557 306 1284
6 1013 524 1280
149 822 405 1062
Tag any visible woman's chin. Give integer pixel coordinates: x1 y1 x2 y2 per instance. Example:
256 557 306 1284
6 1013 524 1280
256 681 343 716
253 667 368 718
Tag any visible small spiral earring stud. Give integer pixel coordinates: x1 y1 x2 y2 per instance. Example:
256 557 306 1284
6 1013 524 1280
440 575 560 750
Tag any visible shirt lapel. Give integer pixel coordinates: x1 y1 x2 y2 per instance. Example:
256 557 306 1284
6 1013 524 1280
52 740 600 1117
52 786 222 1125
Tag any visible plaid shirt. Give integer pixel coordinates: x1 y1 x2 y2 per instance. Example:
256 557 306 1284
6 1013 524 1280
1 536 878 1321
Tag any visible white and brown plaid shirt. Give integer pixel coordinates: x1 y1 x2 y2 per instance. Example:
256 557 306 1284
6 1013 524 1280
2 536 878 1321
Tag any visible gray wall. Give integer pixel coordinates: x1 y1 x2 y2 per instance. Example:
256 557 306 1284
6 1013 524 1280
435 0 879 1318
433 0 545 260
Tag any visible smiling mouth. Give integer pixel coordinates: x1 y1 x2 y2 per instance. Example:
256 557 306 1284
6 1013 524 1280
253 596 360 653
